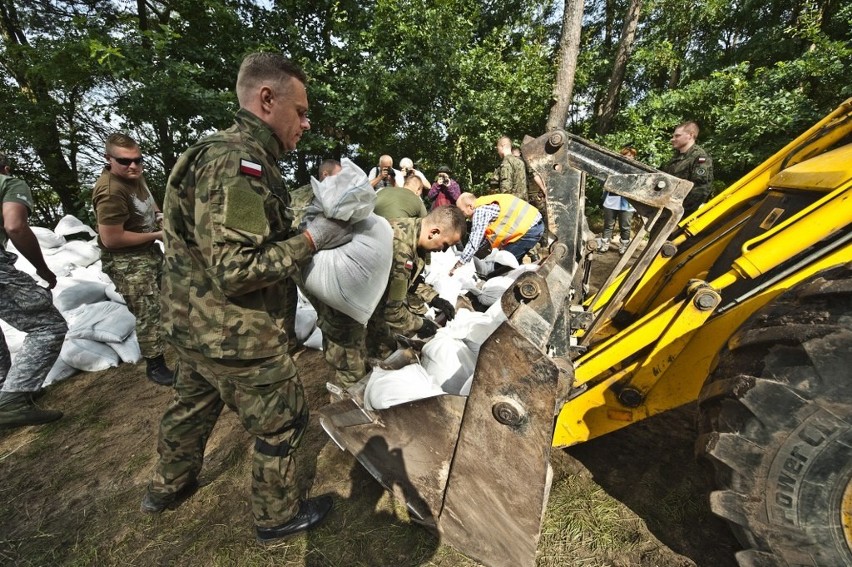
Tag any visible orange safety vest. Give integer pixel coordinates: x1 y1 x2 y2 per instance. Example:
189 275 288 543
475 194 540 248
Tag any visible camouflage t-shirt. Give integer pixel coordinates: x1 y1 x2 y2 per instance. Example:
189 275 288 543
0 174 34 249
160 108 314 359
92 168 159 252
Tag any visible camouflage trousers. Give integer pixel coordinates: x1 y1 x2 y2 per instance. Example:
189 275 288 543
0 253 67 393
314 299 367 388
100 246 164 359
149 345 307 528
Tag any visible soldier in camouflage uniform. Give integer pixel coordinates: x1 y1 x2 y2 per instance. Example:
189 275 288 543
286 159 368 388
661 121 714 216
487 136 528 200
365 206 466 359
92 133 173 386
141 53 353 544
0 153 67 428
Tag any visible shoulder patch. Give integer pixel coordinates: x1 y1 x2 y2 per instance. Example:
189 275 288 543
404 260 414 270
696 167 706 176
696 157 706 164
239 159 263 178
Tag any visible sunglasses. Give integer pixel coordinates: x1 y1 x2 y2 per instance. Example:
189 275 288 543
109 155 144 166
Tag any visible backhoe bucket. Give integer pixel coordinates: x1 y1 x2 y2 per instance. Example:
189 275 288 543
319 129 586 566
319 322 561 567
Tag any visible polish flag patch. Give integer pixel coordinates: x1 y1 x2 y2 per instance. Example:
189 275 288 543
240 159 263 177
404 260 414 270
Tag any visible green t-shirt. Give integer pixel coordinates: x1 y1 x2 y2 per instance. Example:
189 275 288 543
91 168 159 252
0 173 34 249
373 186 427 220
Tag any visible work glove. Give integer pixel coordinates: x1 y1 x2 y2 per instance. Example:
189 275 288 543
304 215 354 251
429 297 456 321
416 318 439 339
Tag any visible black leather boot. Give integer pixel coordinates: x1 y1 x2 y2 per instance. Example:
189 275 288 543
0 391 62 428
145 355 174 386
256 496 333 545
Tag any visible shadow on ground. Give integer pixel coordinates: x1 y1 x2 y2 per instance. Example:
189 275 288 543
566 403 741 567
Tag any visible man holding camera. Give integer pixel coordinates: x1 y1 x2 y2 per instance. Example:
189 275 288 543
368 155 402 190
427 165 461 210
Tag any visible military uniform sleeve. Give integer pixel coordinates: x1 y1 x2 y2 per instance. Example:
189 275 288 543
383 241 424 336
198 158 314 298
497 159 513 194
689 152 713 197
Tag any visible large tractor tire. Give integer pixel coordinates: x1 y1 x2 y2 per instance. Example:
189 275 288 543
697 263 852 567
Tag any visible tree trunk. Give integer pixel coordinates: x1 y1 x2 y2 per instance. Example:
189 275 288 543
595 0 643 135
546 0 585 132
0 0 82 218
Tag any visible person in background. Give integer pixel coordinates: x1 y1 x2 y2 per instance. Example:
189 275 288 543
368 155 402 190
91 133 174 386
427 165 461 210
0 153 67 428
374 174 428 220
488 136 527 199
142 52 353 545
366 206 466 360
661 121 713 216
597 144 638 255
398 157 429 193
451 192 543 274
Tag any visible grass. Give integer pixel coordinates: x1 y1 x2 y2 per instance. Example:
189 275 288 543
0 352 741 567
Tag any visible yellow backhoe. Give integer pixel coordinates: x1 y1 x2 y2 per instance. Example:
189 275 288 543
319 98 852 567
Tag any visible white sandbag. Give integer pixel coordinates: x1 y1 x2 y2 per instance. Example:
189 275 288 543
475 275 515 306
364 364 444 411
64 301 136 343
300 214 393 325
53 281 109 312
309 157 375 223
104 283 125 304
295 293 318 342
56 239 101 268
303 326 323 350
464 304 507 356
425 249 469 303
54 215 97 239
31 226 66 249
473 248 520 276
0 319 25 358
108 331 142 363
474 264 539 307
43 357 79 387
421 332 476 395
59 337 120 372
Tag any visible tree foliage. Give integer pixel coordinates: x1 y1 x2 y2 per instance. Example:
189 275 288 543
0 0 849 224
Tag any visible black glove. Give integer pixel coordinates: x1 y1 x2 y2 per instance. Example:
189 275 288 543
304 215 353 251
429 297 456 321
416 318 439 339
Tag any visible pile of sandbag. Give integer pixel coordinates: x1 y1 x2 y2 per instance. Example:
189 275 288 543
1 215 141 387
361 245 536 411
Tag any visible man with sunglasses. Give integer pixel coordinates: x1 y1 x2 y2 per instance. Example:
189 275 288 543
91 133 174 386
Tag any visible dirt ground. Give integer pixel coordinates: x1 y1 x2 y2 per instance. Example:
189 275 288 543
0 247 742 566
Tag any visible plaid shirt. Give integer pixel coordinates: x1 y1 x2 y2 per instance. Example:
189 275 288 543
458 203 501 264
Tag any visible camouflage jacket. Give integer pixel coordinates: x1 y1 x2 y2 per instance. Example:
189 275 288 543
661 144 713 212
160 108 313 359
490 154 527 199
382 218 436 336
